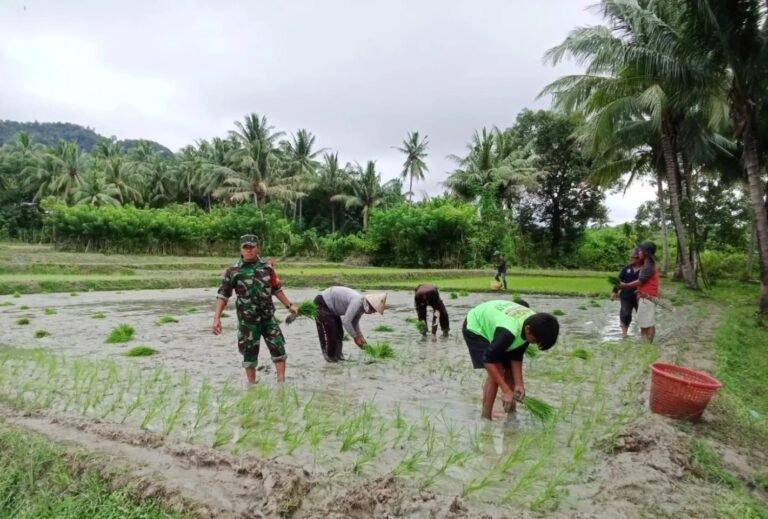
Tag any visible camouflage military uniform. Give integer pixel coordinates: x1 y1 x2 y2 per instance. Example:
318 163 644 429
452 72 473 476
217 258 287 368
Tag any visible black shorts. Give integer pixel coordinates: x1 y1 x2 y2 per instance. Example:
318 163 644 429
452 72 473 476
462 319 515 369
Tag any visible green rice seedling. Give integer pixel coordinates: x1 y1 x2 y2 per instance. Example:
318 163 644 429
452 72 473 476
69 292 78 297
363 342 395 359
422 449 471 488
577 305 588 310
394 404 406 430
141 387 169 430
503 458 547 503
163 398 188 436
0 301 14 307
16 318 30 326
186 306 198 313
154 316 178 325
342 334 350 341
415 321 428 335
125 346 157 357
192 379 212 431
12 291 21 298
450 292 458 299
34 330 49 339
212 424 234 448
105 323 135 344
20 305 29 310
459 289 470 297
552 309 566 316
91 312 106 319
590 300 601 308
220 311 230 318
521 396 556 422
405 317 418 324
296 301 319 319
524 347 538 359
394 450 424 476
120 389 144 424
373 325 394 332
570 348 591 360
43 308 57 315
100 386 126 420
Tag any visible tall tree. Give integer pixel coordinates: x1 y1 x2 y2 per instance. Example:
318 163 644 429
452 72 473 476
317 152 349 232
395 131 429 204
332 160 384 230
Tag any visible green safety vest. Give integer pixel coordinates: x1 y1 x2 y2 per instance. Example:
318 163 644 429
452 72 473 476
466 300 534 352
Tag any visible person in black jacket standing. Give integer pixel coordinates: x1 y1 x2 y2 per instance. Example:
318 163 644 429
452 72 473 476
610 247 642 338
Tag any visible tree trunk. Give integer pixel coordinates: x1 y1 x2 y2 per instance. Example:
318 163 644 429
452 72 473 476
551 200 561 259
747 217 756 281
742 128 768 314
363 207 369 231
657 177 671 276
660 125 697 289
409 175 413 205
330 203 336 233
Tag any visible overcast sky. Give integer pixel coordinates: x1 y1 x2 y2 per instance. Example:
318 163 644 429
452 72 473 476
0 0 655 223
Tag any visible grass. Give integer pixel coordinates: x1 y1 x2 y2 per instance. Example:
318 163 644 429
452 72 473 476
91 312 106 319
16 318 30 325
689 440 741 489
44 308 57 315
155 315 178 325
373 325 395 332
34 330 50 338
125 346 158 357
363 342 396 359
0 426 187 518
105 324 136 344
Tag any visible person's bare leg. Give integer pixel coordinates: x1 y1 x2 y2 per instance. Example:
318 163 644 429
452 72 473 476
647 327 656 343
620 324 628 338
482 376 498 420
245 367 257 384
275 360 286 382
502 365 516 413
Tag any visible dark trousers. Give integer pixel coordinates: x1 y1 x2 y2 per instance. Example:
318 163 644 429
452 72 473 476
314 295 343 362
495 271 507 289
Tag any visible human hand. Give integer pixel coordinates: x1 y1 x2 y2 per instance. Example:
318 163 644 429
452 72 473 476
431 334 437 343
288 303 298 315
610 293 617 302
354 335 366 348
212 318 222 335
513 385 526 402
502 390 516 412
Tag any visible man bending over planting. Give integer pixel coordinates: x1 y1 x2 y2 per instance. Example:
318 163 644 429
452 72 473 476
414 284 449 340
462 300 559 420
212 234 298 384
313 286 386 362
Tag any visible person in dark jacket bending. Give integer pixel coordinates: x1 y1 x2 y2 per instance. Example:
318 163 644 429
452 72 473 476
414 284 449 340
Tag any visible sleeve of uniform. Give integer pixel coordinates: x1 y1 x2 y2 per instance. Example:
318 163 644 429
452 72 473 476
508 343 528 362
270 266 283 292
342 296 365 337
217 268 234 301
483 327 516 364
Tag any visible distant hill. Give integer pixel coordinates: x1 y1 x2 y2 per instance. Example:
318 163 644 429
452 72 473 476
0 120 174 157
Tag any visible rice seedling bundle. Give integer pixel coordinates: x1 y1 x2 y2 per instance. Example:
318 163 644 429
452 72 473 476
521 396 555 422
296 301 319 319
552 309 566 316
416 321 428 335
155 316 178 325
106 324 135 344
125 346 158 357
363 342 395 359
373 325 394 332
570 348 591 360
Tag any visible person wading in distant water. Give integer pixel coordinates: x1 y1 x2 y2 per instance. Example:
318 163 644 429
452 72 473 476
414 284 449 340
494 251 508 290
620 241 661 343
212 234 298 384
611 247 642 338
313 286 386 362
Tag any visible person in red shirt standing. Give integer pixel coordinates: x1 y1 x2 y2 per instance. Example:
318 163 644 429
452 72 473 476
620 241 660 342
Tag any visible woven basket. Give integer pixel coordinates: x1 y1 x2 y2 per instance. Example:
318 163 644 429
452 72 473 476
649 363 721 421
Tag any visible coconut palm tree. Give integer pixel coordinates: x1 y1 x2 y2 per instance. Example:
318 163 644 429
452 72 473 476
332 160 384 230
683 0 768 313
229 113 284 147
540 0 719 289
317 152 349 232
281 129 325 222
394 131 429 204
73 169 121 207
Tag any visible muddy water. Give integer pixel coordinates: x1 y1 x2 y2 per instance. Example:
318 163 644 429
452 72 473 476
0 287 687 509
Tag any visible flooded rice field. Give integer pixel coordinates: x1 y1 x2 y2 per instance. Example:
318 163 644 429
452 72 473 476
0 288 691 514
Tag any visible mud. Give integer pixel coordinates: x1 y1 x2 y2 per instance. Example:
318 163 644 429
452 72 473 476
0 287 737 517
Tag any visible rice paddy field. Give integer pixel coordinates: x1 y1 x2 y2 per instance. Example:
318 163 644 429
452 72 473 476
1 243 766 518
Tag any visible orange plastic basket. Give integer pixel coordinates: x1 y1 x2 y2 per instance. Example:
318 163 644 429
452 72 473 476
649 363 722 421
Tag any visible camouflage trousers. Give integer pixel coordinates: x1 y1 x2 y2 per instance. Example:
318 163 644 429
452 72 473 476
237 318 287 368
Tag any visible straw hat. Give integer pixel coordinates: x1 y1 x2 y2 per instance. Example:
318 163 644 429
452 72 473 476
365 293 387 314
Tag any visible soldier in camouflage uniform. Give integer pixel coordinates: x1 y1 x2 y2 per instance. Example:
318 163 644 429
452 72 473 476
212 234 298 384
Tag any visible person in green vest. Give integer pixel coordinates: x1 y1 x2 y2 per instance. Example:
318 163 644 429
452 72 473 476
462 300 559 420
